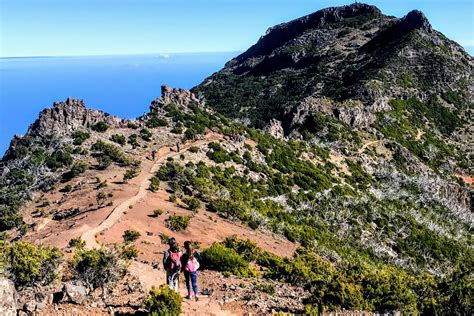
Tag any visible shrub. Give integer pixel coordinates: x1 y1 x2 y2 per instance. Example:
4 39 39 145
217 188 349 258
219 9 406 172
123 166 140 183
128 134 139 148
201 243 257 278
151 209 163 217
189 146 199 153
166 215 190 231
110 134 126 146
123 230 141 243
159 233 169 244
121 245 139 260
169 195 177 203
5 241 62 289
127 122 139 129
145 284 182 315
70 161 88 177
96 192 107 206
72 248 124 289
182 196 201 213
91 140 129 166
69 237 86 249
91 121 109 132
206 142 231 163
253 283 275 295
46 148 73 170
72 130 90 145
149 176 160 192
146 114 168 128
60 184 73 193
140 128 153 141
223 236 261 262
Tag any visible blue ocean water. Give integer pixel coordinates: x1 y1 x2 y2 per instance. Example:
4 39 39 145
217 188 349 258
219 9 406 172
0 52 237 155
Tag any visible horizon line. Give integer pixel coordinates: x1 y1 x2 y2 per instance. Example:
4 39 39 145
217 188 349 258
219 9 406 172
0 50 241 59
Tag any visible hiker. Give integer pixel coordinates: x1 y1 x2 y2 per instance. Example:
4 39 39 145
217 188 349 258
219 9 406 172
181 240 201 301
163 237 182 291
151 150 157 160
176 142 180 153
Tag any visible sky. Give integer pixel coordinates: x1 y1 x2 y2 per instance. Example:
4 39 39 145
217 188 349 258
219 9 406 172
0 0 473 57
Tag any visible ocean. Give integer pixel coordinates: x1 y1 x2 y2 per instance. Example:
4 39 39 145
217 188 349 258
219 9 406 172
0 52 237 155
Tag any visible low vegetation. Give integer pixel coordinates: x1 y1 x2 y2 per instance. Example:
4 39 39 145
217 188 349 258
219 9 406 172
145 284 182 315
166 215 190 231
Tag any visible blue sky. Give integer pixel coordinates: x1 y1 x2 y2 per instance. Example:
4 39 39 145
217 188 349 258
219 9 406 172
1 0 473 57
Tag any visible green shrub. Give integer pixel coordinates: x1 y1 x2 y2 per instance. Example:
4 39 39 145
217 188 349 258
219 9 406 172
72 248 124 289
189 146 199 153
70 161 88 177
182 196 201 212
166 215 190 231
46 148 73 170
253 283 275 295
110 134 126 146
127 122 139 129
140 128 152 141
5 241 62 289
206 142 231 163
149 176 160 192
146 114 168 128
201 243 257 278
145 284 182 315
151 209 163 217
72 130 90 145
123 166 140 183
159 233 169 244
121 245 139 260
69 237 86 249
123 230 141 243
91 121 109 132
128 134 139 148
91 140 129 166
169 195 177 203
223 236 261 262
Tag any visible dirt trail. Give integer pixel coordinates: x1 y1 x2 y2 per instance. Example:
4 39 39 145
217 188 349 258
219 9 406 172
82 133 224 249
358 140 379 154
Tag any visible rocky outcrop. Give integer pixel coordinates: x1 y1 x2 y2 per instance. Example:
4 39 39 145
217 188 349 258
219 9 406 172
150 85 204 112
264 119 285 139
27 97 124 138
0 278 17 316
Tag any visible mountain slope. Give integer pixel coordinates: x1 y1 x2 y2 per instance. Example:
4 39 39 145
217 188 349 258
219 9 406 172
1 3 473 315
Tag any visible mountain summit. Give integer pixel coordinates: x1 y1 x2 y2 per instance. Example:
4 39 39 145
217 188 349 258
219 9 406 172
194 3 472 130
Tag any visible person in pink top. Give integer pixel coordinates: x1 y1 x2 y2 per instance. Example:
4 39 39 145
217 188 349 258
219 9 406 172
180 240 201 301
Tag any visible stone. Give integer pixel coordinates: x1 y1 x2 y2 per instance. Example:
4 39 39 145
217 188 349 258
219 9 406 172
62 282 87 304
149 85 204 112
0 278 17 316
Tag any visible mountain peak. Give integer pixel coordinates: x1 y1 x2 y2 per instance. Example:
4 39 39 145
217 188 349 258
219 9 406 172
227 3 381 67
402 9 432 33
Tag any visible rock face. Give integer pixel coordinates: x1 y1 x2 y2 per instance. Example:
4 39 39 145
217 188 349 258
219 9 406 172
0 278 17 315
194 3 473 128
150 85 204 112
27 97 124 138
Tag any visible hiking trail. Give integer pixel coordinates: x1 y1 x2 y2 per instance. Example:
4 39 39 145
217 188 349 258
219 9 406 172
82 133 223 249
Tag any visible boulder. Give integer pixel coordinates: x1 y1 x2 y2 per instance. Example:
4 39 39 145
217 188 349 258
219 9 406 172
0 278 17 316
62 283 87 304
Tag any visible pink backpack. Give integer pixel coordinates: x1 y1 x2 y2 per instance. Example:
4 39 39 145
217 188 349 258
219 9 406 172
185 257 200 272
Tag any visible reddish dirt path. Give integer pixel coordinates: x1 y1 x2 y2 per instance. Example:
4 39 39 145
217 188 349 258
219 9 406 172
454 173 474 186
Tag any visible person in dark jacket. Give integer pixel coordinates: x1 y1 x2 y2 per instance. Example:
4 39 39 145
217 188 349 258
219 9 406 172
163 237 182 291
181 240 201 300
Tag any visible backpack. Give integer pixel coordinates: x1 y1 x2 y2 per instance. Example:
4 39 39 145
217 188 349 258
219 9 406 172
164 250 181 272
185 257 200 273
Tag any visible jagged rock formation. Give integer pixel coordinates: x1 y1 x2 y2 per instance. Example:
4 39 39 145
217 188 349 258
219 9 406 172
150 85 204 112
29 97 125 138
